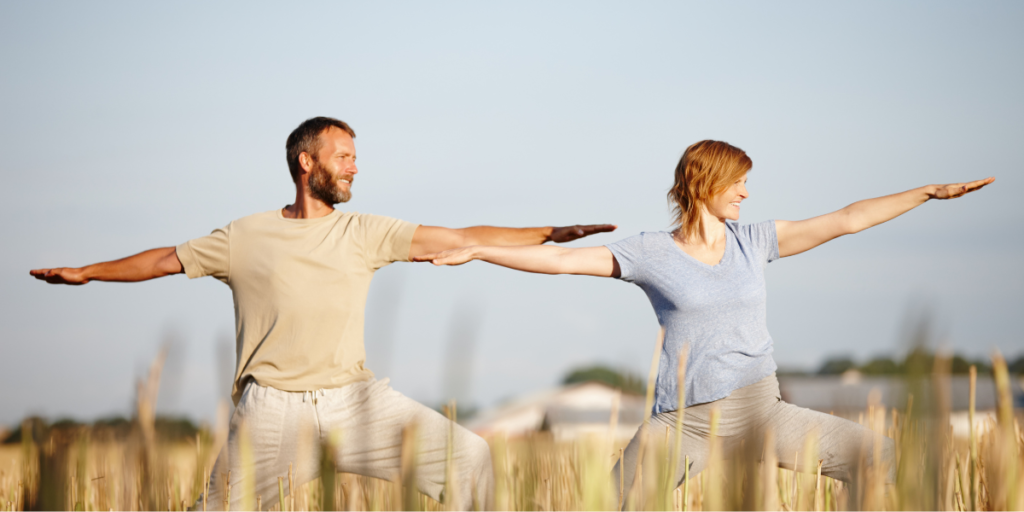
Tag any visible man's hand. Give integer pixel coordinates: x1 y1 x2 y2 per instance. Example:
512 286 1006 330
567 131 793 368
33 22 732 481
548 224 617 243
30 267 89 285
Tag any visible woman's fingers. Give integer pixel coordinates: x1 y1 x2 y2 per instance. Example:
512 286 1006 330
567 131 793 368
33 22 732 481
412 248 474 266
935 177 994 199
968 177 995 190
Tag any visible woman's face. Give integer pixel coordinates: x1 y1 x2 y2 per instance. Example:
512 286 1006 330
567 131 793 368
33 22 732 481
706 173 749 221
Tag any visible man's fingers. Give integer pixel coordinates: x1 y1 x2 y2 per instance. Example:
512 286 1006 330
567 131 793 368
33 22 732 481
30 267 87 285
580 224 617 234
565 224 618 238
30 268 61 281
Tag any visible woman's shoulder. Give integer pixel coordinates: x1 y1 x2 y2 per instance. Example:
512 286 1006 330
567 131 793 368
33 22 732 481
729 220 776 239
729 220 779 262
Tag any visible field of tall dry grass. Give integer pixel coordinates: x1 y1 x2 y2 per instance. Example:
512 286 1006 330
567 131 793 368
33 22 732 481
1 348 1020 511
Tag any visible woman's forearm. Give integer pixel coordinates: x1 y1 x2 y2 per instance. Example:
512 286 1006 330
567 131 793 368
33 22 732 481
840 185 936 234
422 244 615 277
473 245 575 274
777 178 992 258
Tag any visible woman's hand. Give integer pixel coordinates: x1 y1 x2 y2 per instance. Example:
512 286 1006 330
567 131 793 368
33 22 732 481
928 177 995 200
413 246 480 266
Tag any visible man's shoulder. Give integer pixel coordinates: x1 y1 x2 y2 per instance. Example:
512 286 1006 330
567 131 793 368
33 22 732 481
232 209 281 226
225 209 414 237
343 211 415 229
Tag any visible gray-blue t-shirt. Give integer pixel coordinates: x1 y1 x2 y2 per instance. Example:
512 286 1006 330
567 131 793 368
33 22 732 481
606 220 780 413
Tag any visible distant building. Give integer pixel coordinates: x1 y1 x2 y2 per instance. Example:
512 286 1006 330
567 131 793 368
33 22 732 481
466 381 645 441
777 373 1022 439
776 373 1013 413
468 374 1024 441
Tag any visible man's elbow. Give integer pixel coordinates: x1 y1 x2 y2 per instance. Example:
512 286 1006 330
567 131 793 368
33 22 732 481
156 248 184 276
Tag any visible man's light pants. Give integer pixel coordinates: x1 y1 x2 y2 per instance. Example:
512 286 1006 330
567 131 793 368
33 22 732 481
197 378 494 510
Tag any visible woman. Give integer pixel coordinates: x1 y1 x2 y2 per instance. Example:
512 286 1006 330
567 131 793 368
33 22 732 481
415 140 993 502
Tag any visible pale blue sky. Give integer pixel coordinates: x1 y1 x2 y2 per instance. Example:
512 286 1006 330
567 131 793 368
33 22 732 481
1 1 1021 426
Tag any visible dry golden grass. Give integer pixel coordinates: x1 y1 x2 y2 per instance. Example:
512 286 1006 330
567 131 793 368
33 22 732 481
2 351 1020 511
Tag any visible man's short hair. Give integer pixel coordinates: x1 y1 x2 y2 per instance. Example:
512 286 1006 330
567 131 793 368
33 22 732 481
286 117 356 182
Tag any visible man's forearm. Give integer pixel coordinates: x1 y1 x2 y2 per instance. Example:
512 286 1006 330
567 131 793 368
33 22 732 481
82 247 183 282
461 226 554 246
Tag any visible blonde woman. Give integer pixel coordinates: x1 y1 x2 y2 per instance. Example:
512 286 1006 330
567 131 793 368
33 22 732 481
416 140 993 501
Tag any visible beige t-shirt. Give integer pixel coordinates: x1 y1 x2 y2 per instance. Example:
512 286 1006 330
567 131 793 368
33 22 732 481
176 209 419 405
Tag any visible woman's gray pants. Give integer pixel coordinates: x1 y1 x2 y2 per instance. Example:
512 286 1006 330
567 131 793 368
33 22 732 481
613 373 894 506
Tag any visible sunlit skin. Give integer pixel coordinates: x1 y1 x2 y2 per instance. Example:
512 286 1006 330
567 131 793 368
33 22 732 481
29 126 617 285
413 174 996 274
673 174 749 266
283 126 357 220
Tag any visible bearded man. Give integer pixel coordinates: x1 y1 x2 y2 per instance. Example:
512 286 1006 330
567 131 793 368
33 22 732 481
31 116 615 510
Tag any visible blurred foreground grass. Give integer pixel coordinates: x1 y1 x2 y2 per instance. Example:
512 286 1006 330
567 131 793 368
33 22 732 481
1 352 1020 511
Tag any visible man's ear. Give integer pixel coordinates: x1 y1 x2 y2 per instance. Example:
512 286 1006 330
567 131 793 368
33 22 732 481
299 152 315 174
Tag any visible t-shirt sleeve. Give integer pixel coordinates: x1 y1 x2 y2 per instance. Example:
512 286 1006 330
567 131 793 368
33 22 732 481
738 220 780 265
176 223 231 282
360 215 420 270
605 234 646 283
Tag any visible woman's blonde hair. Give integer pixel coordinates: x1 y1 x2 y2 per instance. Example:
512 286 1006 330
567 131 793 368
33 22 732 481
667 140 752 242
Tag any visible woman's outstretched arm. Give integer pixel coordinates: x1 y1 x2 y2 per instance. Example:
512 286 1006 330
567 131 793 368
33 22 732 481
413 244 621 277
776 177 994 258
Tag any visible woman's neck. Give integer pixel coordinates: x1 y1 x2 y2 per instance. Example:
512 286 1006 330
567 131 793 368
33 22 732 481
677 209 728 249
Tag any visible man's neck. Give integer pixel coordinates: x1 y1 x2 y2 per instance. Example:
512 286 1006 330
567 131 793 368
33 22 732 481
282 189 335 219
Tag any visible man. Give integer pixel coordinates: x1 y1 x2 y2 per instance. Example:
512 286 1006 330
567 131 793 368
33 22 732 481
31 117 615 510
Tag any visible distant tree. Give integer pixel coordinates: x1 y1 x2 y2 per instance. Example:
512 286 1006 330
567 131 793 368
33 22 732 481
860 357 900 375
1008 354 1024 375
50 418 82 429
1 416 47 444
817 357 856 375
901 346 934 375
93 416 131 429
154 417 200 441
562 365 645 395
950 355 973 374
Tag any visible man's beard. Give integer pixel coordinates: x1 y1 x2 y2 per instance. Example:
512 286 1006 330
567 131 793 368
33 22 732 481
308 161 352 205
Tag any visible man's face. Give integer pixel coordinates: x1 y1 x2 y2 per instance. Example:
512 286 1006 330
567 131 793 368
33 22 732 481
307 127 358 205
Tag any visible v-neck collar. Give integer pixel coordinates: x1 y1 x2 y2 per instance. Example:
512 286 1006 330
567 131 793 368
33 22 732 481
663 227 732 272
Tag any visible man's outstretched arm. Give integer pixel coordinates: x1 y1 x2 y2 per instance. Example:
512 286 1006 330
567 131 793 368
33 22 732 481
409 224 616 259
30 247 184 285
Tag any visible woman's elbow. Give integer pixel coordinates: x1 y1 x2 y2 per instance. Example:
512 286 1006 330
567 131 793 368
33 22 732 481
837 210 865 235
